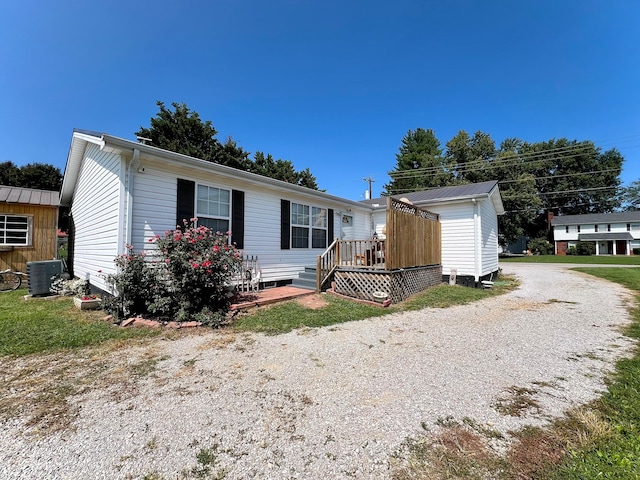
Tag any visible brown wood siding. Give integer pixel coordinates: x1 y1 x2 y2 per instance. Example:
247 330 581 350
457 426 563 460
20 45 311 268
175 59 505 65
0 204 58 273
385 197 441 270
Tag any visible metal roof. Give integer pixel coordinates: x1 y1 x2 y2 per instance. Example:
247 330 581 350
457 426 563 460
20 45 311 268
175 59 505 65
362 180 504 213
551 211 640 226
0 185 59 207
578 232 634 241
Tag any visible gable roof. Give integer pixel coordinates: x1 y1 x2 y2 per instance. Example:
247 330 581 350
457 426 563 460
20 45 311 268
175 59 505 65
0 185 59 207
60 130 370 210
362 180 505 214
551 211 640 226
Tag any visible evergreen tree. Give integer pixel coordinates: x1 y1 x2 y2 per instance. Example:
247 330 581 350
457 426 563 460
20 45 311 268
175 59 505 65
384 128 451 195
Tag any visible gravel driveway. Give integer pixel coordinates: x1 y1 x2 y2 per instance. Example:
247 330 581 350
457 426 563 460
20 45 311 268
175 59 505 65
1 263 636 479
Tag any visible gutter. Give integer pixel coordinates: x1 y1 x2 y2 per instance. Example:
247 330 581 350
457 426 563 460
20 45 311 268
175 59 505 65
125 148 140 247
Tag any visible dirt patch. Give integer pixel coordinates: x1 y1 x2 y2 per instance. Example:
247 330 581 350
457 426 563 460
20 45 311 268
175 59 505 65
295 294 329 309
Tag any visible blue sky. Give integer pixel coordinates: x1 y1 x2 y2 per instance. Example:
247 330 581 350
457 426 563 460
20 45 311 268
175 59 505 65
1 0 639 200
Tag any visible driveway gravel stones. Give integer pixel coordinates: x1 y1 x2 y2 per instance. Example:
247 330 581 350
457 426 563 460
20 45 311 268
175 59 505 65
0 263 636 479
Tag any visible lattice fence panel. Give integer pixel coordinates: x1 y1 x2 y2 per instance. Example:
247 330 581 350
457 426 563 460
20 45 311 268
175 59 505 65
335 265 442 303
335 271 391 302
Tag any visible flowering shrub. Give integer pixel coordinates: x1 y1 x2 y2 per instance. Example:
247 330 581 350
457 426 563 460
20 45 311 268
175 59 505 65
102 220 242 326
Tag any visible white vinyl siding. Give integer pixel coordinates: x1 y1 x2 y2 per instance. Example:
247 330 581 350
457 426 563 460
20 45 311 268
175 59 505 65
131 170 177 252
429 203 475 277
127 164 370 284
70 143 123 292
480 198 499 276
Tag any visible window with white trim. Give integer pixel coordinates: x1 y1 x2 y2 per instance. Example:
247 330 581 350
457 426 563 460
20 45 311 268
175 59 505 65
196 185 230 233
0 214 32 246
291 203 327 248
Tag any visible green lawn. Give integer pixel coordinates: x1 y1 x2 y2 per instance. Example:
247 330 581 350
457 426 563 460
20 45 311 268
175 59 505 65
0 289 160 357
232 282 515 335
500 255 640 265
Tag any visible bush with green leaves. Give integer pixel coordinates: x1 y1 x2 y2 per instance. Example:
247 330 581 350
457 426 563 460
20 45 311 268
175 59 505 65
576 241 596 255
527 237 554 255
102 221 242 326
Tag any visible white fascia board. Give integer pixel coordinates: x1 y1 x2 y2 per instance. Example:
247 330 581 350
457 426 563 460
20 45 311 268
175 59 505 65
102 134 371 212
60 132 106 206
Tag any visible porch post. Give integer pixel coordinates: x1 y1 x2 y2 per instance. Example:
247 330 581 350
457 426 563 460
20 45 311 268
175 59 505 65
595 242 600 256
613 241 617 255
627 241 631 256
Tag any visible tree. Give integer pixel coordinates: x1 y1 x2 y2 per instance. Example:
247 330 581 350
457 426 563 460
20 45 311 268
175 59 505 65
445 130 496 184
619 180 640 211
136 101 320 189
384 128 452 195
136 101 223 163
0 161 21 186
0 161 62 191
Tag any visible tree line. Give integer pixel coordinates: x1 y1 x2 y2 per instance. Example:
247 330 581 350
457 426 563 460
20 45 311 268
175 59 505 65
385 128 625 244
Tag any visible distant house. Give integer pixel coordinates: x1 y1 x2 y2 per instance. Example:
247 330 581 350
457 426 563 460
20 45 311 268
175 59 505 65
551 211 640 255
363 181 505 286
0 185 59 273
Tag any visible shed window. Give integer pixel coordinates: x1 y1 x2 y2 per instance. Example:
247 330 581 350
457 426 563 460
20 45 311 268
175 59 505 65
0 215 32 246
196 185 230 233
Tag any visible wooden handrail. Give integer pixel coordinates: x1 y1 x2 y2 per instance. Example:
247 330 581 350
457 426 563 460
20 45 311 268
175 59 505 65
316 237 339 292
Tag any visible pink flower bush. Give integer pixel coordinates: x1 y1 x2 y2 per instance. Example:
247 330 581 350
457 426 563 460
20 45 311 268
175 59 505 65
102 219 242 326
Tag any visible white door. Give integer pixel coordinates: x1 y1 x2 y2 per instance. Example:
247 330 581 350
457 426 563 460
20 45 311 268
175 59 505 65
341 214 354 262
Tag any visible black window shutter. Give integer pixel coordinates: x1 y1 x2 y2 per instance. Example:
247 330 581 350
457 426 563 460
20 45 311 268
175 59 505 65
231 190 245 249
327 208 334 244
176 179 195 229
281 199 290 250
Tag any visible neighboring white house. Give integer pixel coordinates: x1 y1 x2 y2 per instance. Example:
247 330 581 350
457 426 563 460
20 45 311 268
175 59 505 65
551 211 640 255
60 130 505 291
363 181 505 285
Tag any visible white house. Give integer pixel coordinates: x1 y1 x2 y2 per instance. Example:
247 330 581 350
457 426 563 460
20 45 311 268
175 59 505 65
551 211 640 255
60 130 505 292
60 130 372 293
363 181 505 286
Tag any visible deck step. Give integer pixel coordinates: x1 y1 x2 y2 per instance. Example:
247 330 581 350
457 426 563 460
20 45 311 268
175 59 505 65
290 267 317 291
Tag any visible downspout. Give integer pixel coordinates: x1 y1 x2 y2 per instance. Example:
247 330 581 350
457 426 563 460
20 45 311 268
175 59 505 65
473 198 481 284
125 149 140 248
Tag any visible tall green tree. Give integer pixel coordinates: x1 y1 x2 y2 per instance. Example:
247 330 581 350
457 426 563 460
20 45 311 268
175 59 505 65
445 130 496 184
136 101 320 189
136 101 224 163
384 128 452 195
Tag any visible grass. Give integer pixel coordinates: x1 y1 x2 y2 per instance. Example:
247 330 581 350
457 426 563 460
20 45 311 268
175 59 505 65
500 254 640 265
232 279 517 335
0 288 160 357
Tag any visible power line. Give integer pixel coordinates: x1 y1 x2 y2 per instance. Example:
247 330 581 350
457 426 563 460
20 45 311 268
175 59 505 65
387 138 640 180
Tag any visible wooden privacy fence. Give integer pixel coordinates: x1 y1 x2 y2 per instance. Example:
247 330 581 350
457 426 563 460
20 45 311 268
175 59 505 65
385 197 441 270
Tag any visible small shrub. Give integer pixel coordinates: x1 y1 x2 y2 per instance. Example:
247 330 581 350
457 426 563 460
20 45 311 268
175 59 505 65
633 248 640 256
576 241 596 256
566 246 578 256
528 237 554 255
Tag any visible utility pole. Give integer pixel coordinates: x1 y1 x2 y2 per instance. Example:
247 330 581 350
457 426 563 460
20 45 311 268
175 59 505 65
363 176 375 199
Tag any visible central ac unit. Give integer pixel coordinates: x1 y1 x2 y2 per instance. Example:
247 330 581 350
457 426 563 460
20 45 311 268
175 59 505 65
27 260 63 296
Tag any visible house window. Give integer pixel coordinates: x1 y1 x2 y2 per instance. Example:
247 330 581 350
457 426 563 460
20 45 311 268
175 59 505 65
196 185 230 233
632 224 640 231
291 203 327 249
595 224 598 232
607 224 611 232
568 225 578 233
577 225 581 233
0 215 32 246
565 226 569 233
628 224 631 232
